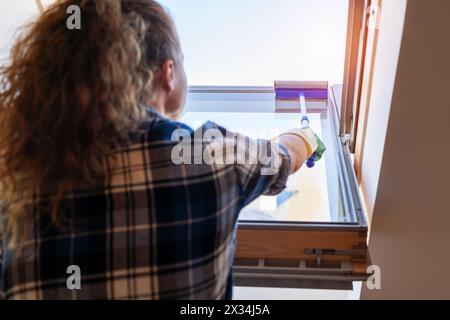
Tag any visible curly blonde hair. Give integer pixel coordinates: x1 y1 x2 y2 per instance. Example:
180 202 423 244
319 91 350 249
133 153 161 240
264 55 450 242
0 0 181 249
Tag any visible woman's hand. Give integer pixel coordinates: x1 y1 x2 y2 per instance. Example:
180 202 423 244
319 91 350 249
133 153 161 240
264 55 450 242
274 127 326 174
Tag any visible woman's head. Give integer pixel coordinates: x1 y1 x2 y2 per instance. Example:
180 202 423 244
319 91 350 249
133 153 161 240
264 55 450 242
0 0 187 248
123 0 188 117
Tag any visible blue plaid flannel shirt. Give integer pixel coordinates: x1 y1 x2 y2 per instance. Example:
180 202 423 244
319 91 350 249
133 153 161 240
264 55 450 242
0 108 291 300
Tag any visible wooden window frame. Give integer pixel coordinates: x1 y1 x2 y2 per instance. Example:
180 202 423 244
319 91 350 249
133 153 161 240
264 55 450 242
341 0 382 179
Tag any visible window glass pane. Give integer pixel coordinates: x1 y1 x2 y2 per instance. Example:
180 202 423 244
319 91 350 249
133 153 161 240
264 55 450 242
181 92 355 224
160 0 349 86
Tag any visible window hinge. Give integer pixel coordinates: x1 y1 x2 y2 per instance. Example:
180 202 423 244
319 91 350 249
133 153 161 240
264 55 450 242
304 248 334 267
315 249 323 267
341 133 352 145
367 3 381 31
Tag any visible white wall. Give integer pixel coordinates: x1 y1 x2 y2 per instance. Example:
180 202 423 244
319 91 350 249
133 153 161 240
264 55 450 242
358 0 407 221
361 0 450 299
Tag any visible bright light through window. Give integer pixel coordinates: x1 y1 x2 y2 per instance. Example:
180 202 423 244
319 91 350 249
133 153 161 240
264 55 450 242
0 0 40 59
160 0 349 86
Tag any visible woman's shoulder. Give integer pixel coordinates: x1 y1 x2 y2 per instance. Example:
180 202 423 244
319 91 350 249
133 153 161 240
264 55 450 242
132 108 194 143
138 108 233 144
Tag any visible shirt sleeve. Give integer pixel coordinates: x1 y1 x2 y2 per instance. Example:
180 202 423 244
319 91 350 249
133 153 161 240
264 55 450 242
233 133 291 208
199 121 292 209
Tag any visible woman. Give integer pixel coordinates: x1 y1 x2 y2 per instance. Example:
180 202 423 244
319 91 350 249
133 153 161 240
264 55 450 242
0 0 324 299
